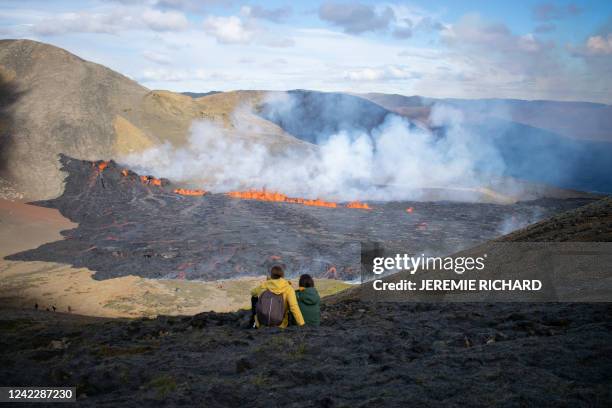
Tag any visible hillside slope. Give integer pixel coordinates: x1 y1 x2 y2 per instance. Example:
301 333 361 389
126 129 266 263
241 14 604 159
359 93 612 142
0 198 610 405
0 40 296 200
328 196 612 304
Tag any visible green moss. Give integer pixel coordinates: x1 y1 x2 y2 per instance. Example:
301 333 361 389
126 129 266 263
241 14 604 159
288 342 307 359
147 374 177 398
250 373 269 387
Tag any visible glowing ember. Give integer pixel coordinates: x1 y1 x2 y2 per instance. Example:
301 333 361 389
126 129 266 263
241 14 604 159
346 201 372 210
121 169 129 177
406 207 414 213
226 189 338 208
174 188 206 196
97 161 109 172
140 175 162 186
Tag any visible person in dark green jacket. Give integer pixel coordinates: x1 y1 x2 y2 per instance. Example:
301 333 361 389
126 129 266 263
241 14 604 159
295 274 320 326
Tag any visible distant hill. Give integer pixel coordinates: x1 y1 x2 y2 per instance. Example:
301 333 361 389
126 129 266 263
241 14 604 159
258 89 398 144
0 40 295 200
358 93 612 193
359 92 612 142
0 39 608 199
182 91 221 98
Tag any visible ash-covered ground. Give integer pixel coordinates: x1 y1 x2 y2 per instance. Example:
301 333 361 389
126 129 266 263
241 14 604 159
1 302 610 406
7 155 596 281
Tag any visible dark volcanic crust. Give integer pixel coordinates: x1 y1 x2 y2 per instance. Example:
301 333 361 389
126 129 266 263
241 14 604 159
6 155 596 281
0 302 610 406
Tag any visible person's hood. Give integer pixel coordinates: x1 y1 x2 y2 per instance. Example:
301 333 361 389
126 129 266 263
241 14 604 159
298 287 320 305
261 278 291 295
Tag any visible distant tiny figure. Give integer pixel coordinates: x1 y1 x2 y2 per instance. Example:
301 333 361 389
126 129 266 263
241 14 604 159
67 306 72 313
34 303 38 310
296 274 321 326
52 305 56 312
250 265 304 328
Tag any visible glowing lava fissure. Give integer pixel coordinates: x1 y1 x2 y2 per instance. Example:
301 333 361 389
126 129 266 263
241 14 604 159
345 201 372 210
96 161 109 172
106 160 365 206
226 189 373 210
174 188 207 196
139 175 162 186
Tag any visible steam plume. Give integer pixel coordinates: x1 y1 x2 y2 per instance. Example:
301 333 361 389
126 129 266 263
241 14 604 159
120 92 514 202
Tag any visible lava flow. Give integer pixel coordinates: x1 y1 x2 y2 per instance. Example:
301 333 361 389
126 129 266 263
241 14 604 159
346 201 372 210
227 189 376 210
226 189 338 208
140 175 162 186
174 188 207 196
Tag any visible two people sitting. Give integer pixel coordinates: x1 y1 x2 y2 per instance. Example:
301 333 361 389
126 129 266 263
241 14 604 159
250 265 320 328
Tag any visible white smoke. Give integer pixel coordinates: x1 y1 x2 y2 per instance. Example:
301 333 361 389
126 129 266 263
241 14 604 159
120 92 514 202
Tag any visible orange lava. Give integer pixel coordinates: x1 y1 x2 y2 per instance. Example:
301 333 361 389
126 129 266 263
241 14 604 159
226 189 338 208
121 169 129 177
345 201 372 210
97 161 109 172
174 188 206 196
406 207 414 213
226 189 375 210
140 175 162 187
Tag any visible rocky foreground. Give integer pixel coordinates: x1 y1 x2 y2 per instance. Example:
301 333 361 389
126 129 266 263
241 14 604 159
0 302 610 407
1 198 612 406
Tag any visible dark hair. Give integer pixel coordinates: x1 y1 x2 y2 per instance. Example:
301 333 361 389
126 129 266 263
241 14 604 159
299 274 314 288
270 265 284 279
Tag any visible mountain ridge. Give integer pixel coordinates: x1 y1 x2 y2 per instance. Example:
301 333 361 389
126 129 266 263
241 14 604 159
1 39 610 200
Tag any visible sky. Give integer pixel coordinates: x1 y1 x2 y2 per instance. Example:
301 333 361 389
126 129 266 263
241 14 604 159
1 0 611 103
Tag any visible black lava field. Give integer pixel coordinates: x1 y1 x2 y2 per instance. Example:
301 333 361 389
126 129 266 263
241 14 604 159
7 155 595 281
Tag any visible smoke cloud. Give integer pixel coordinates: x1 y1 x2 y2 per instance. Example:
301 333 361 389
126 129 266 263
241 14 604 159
120 92 513 202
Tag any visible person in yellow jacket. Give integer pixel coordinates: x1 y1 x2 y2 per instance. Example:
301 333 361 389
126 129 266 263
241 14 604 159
250 266 305 328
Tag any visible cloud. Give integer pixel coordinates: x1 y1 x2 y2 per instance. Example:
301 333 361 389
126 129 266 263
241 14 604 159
344 66 418 81
413 16 445 32
139 67 215 82
203 15 256 44
242 5 292 23
261 37 295 48
569 17 612 57
442 14 553 58
142 50 172 65
318 2 394 34
583 34 612 56
152 0 230 12
436 13 568 100
142 9 189 31
566 20 612 100
392 25 412 39
30 7 188 35
32 10 132 35
532 3 582 21
203 13 294 47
